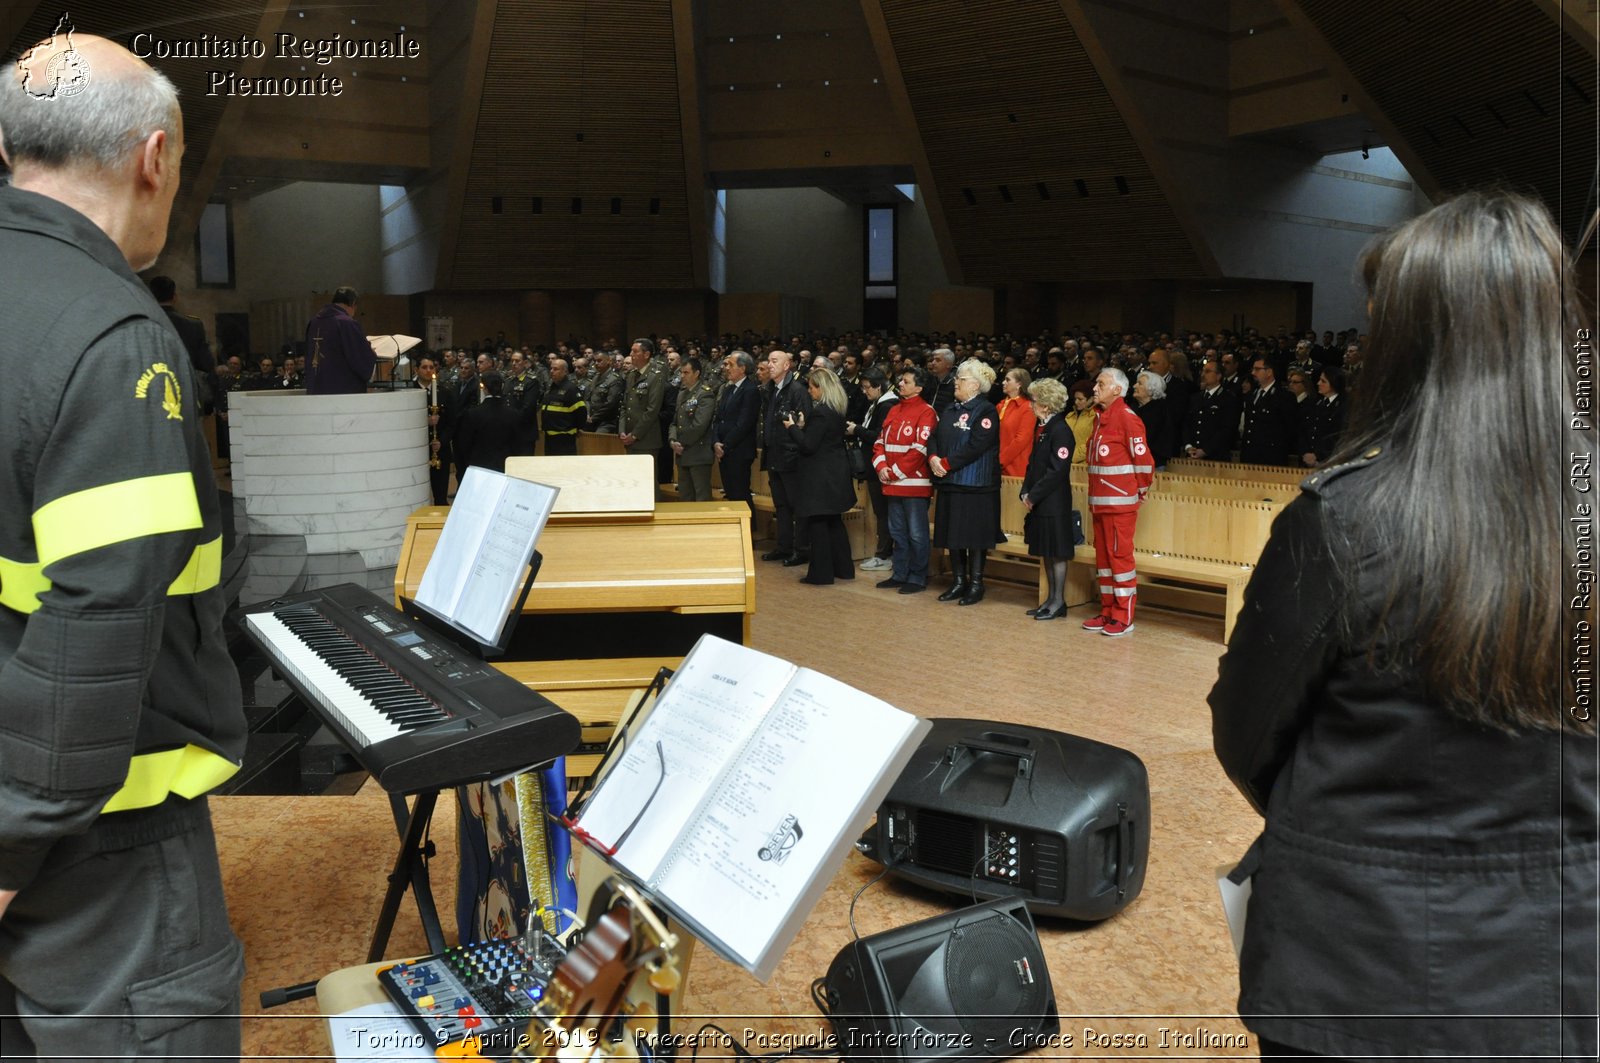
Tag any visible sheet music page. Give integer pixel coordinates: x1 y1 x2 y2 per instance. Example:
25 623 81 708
656 668 924 974
415 468 558 645
453 476 558 644
416 466 502 618
575 636 793 883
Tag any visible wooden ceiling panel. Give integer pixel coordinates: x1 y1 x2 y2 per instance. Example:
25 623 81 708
445 0 698 289
1291 0 1595 244
876 0 1206 282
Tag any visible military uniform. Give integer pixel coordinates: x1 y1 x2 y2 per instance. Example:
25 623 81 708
621 358 668 459
0 186 246 1058
587 367 624 432
670 378 718 501
506 369 542 455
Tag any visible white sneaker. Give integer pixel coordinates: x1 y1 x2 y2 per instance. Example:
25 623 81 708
860 556 891 570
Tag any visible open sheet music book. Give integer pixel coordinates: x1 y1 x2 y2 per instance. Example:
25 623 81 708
414 466 558 648
571 635 930 981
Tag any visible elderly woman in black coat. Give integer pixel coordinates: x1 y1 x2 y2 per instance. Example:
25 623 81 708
784 368 858 585
1130 370 1175 470
1019 377 1075 620
929 358 1003 605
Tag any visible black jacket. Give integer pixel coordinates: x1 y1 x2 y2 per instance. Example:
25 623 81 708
1238 382 1298 465
455 396 522 473
761 374 810 473
1020 413 1074 519
1209 451 1597 1060
784 404 856 518
1183 386 1239 460
161 306 217 414
0 187 245 890
1131 396 1175 468
1296 394 1347 462
713 378 759 460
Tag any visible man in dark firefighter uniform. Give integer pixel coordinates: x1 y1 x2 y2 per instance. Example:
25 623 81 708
541 356 586 456
0 33 246 1058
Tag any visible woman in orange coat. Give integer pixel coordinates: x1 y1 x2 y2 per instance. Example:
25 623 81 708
995 367 1034 478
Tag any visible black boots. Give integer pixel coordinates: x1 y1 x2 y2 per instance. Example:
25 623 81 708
937 549 970 601
958 552 987 606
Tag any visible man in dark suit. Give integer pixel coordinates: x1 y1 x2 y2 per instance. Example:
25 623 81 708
453 372 522 473
1147 347 1192 445
148 275 216 415
759 349 812 564
1238 356 1298 465
1182 359 1240 461
713 350 759 503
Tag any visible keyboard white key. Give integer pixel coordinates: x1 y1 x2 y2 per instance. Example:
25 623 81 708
245 612 405 746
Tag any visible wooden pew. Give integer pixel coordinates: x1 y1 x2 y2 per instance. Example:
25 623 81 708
1167 456 1305 483
991 469 1286 640
1065 493 1287 642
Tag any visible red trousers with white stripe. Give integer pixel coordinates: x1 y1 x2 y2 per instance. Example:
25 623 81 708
1092 509 1139 624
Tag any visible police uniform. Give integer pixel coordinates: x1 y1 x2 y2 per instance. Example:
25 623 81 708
1239 382 1299 466
1184 385 1240 460
670 379 718 501
0 186 246 1058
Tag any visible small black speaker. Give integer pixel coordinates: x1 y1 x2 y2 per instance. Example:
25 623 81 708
860 719 1149 920
824 898 1059 1063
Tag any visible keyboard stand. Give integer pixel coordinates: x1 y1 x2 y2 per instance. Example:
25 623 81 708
259 787 448 1007
369 790 447 962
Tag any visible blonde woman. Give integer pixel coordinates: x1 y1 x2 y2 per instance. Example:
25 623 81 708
928 359 1003 605
783 368 857 585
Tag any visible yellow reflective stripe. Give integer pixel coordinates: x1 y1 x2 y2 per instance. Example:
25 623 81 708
0 536 222 616
100 744 240 814
543 401 585 413
33 473 201 566
546 428 580 436
0 555 51 614
166 535 222 595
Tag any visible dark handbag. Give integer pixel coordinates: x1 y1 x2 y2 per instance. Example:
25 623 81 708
846 442 871 480
1071 510 1085 546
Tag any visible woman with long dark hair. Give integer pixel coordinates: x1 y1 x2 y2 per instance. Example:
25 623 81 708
1209 190 1597 1061
1296 364 1347 467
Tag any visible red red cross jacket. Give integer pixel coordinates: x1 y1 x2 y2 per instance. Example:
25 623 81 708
871 394 937 497
1086 396 1154 513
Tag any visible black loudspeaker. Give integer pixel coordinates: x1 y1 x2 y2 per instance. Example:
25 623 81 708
859 719 1149 920
824 898 1060 1063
